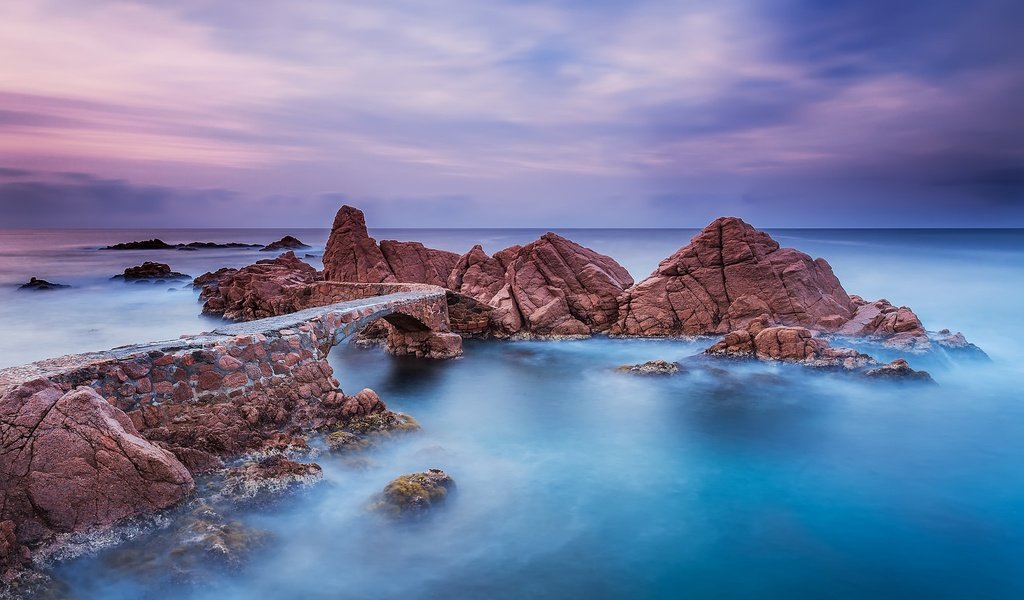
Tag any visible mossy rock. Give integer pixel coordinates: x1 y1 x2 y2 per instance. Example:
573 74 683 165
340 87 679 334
344 412 420 436
370 468 455 520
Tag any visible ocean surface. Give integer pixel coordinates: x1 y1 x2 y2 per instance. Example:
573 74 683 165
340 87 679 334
2 228 1023 599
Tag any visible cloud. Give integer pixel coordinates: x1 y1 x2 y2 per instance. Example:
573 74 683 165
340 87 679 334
0 0 1020 226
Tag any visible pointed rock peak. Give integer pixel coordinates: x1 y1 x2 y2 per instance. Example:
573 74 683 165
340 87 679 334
331 205 370 232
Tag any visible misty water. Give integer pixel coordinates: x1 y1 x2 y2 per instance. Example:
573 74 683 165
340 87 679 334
3 228 1023 598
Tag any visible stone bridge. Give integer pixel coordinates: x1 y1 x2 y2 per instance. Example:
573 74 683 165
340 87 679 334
0 282 461 448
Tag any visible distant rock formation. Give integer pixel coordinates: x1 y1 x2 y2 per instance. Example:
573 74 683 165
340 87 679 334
0 380 194 545
448 234 633 337
705 322 873 369
17 277 69 290
104 239 261 250
113 261 190 282
196 251 321 320
260 236 311 252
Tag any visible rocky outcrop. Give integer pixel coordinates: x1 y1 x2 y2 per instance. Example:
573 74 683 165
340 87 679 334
837 296 929 351
113 262 190 281
615 217 854 337
0 380 194 545
322 206 396 283
17 277 68 290
615 360 682 376
706 324 874 369
379 241 460 287
370 469 455 520
864 358 934 382
260 236 310 252
197 252 320 320
448 235 633 337
933 329 990 360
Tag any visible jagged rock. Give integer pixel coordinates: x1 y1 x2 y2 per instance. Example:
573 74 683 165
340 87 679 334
217 456 323 504
380 240 460 287
322 206 396 283
310 388 420 435
113 261 190 281
615 217 855 337
932 329 990 360
0 380 194 545
864 358 934 382
448 234 633 337
17 277 68 290
260 235 310 252
615 360 682 375
838 296 930 351
706 325 874 369
370 469 455 520
196 251 320 320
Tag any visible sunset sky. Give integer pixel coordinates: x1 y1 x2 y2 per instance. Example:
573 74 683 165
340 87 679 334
1 0 1021 227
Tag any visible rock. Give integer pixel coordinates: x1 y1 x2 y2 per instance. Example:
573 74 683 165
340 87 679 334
104 501 271 583
322 205 397 283
932 329 990 360
325 430 371 454
310 388 420 435
706 325 875 369
0 380 194 545
104 238 177 250
217 456 323 504
17 277 69 290
197 251 321 320
448 234 633 337
113 261 190 281
837 296 930 351
104 239 260 250
615 217 855 337
864 358 934 382
379 240 460 287
370 469 455 520
260 236 310 252
615 359 682 375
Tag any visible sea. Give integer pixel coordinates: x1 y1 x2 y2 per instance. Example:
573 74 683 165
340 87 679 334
1 227 1023 599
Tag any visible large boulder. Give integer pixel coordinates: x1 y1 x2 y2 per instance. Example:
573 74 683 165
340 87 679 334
196 251 320 320
706 324 873 369
379 241 460 287
837 296 930 351
322 206 396 283
0 380 194 544
615 217 855 337
448 234 633 337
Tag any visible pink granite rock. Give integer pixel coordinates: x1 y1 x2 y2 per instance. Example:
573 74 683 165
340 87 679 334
197 251 320 321
615 217 855 337
838 296 930 351
706 325 872 369
0 380 194 544
322 206 397 283
379 240 460 287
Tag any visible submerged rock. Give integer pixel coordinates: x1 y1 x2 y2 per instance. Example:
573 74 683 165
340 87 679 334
196 251 321 320
370 469 456 520
615 359 683 376
113 261 190 282
0 380 194 545
260 235 310 252
932 329 990 360
104 500 271 584
217 456 323 504
837 296 930 351
864 358 934 382
17 277 68 290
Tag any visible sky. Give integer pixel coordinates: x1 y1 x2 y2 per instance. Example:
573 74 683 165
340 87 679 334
0 0 1022 228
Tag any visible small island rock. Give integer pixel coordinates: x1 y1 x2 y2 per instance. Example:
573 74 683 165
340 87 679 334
370 468 455 520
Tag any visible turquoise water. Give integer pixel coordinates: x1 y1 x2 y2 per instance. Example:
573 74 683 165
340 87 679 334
10 228 1024 599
